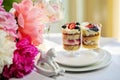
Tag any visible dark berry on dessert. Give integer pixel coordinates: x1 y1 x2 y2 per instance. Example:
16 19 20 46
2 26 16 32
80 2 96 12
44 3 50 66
62 25 66 29
68 23 76 29
75 26 80 31
76 22 80 25
90 26 99 32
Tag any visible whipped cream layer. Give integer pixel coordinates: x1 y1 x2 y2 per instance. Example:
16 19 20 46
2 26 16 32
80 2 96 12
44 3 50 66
62 28 80 34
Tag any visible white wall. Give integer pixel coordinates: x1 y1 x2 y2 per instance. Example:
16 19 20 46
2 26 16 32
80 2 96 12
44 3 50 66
113 0 120 41
76 0 84 22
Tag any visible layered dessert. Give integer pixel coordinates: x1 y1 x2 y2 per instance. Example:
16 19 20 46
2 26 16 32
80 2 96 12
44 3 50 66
62 22 81 51
81 22 101 49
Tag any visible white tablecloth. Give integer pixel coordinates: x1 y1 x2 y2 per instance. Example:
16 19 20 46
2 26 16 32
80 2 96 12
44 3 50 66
11 33 120 80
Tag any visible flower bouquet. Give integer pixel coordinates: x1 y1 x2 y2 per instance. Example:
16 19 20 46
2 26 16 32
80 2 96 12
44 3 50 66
34 0 64 33
0 0 63 79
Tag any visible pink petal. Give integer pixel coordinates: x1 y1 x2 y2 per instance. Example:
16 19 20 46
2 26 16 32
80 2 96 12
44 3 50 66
0 0 3 5
18 14 24 28
13 3 20 14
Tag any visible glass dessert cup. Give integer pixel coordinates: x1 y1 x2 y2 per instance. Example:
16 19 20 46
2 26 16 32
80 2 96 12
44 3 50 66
61 22 81 57
62 25 81 56
80 23 102 61
55 22 104 67
81 23 102 49
62 33 81 57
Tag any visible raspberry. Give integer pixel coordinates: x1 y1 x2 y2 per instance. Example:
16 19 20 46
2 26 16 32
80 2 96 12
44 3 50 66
86 24 93 28
68 23 76 29
68 40 75 43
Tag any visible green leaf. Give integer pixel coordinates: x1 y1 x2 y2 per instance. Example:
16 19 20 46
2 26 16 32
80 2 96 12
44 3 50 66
2 0 21 11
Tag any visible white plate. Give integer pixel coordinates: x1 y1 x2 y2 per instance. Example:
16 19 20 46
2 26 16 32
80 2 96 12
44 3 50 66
58 49 112 72
55 48 106 67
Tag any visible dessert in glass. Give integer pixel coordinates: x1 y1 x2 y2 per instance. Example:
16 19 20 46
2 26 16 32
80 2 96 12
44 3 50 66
56 22 105 68
81 22 102 49
62 22 81 51
55 22 103 67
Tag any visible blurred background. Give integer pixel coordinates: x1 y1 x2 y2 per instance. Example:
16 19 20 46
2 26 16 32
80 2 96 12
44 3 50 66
2 0 120 41
52 0 120 42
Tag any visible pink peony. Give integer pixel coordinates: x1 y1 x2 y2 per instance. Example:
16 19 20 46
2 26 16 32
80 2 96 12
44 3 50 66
0 6 4 11
0 6 18 38
0 0 3 6
13 0 49 46
2 37 39 79
0 0 4 11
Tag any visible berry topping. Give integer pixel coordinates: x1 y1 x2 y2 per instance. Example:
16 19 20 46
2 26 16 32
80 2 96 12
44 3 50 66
76 39 81 42
68 40 75 43
76 22 80 25
68 23 76 29
62 25 66 29
86 24 93 28
90 26 99 32
75 26 80 31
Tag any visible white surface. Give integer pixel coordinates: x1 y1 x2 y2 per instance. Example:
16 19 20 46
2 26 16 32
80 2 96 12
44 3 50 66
59 48 111 72
11 33 120 80
10 71 53 80
55 49 106 67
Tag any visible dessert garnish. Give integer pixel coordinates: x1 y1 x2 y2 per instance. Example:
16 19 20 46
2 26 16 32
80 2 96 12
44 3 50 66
68 23 76 29
76 22 80 25
62 25 66 29
86 23 99 32
75 26 80 31
90 26 99 32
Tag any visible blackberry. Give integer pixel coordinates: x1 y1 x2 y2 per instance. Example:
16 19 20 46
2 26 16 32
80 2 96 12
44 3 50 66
76 22 80 25
62 25 66 29
90 26 99 32
75 26 80 31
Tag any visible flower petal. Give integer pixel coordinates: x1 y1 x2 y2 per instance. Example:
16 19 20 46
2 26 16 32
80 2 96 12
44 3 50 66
18 14 24 28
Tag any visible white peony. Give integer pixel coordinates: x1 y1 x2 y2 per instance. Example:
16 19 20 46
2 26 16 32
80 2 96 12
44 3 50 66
0 30 16 73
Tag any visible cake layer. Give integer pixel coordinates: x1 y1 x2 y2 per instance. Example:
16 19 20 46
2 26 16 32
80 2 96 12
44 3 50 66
63 45 80 51
62 33 81 40
82 44 98 49
63 39 81 45
82 35 100 49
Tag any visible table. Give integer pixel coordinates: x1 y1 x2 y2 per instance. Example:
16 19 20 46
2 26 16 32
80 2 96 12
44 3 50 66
11 33 120 80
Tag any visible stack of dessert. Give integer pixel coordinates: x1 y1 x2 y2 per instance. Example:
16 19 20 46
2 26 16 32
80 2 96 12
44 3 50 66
62 22 81 51
81 22 101 49
61 22 101 50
